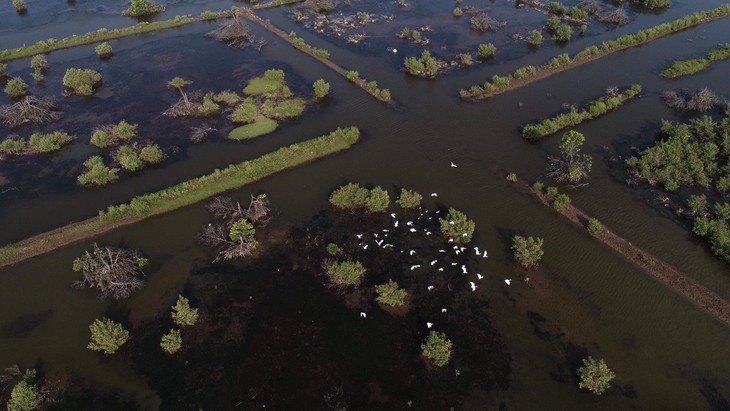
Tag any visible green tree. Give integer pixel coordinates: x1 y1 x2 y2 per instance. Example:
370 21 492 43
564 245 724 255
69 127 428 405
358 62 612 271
439 208 475 245
62 68 102 96
30 55 48 72
527 30 544 46
477 43 496 59
687 194 707 215
547 130 592 183
313 79 330 99
326 261 366 287
171 295 199 327
229 219 256 243
577 356 616 395
421 331 452 367
7 370 38 411
167 76 191 90
366 187 390 212
95 42 113 58
4 77 29 98
139 144 164 165
113 145 143 172
555 24 573 41
77 156 119 187
512 235 544 268
396 188 422 209
12 0 26 12
375 279 408 307
160 329 182 354
87 318 129 354
123 0 164 16
587 218 604 235
329 183 369 209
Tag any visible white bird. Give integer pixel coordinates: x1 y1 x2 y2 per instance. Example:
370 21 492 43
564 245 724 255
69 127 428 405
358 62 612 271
409 250 416 256
410 228 417 233
394 221 399 228
438 268 444 271
449 221 455 225
362 245 369 250
455 250 460 255
356 234 363 239
407 221 413 226
470 282 477 292
439 249 446 253
430 260 437 266
448 238 454 243
208 223 212 226
426 231 432 235
450 161 457 168
477 273 484 280
461 265 467 274
474 247 480 255
392 48 398 53
383 229 389 232
390 213 396 218
441 308 447 313
451 262 458 266
462 233 468 237
482 250 488 258
426 322 433 328
360 312 366 318
435 210 440 213
384 244 393 248
504 279 512 285
374 233 378 238
427 285 434 290
376 239 384 246
431 193 438 197
460 247 466 252
410 265 421 270
453 245 459 250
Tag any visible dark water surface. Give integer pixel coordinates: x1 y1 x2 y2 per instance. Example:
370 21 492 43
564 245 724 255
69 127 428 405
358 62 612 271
1 0 730 409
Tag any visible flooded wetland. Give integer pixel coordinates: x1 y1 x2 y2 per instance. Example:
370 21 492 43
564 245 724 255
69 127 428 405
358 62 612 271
1 0 730 409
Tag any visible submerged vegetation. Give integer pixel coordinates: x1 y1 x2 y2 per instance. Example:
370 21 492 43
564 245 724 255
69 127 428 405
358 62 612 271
523 85 641 140
661 43 730 78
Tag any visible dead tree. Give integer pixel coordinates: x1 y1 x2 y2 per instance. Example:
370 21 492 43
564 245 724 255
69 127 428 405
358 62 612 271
577 0 602 15
546 131 592 184
72 244 147 299
207 17 263 49
199 195 271 262
189 126 216 144
598 7 628 25
246 194 271 224
199 223 258 262
662 88 724 112
470 13 501 32
0 96 62 128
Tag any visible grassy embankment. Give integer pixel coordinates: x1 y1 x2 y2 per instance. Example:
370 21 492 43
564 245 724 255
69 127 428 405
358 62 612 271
0 10 232 63
459 4 730 100
514 177 730 327
239 10 394 105
661 43 730 78
522 85 642 140
0 127 360 267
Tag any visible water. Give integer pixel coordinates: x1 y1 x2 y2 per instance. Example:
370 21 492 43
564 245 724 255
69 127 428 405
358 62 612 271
1 0 729 409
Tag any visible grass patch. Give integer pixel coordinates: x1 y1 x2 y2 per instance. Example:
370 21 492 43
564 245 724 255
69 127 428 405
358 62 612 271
228 116 279 140
522 85 642 140
661 43 730 78
243 69 290 97
0 127 360 267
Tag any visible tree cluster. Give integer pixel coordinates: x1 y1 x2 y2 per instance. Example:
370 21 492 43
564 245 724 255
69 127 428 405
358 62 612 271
199 195 270 262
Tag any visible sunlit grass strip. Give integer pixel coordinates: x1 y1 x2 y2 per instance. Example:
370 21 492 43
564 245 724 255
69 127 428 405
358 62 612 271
240 10 394 105
252 0 305 10
0 10 232 63
522 85 642 140
459 4 730 100
661 43 730 78
0 126 360 267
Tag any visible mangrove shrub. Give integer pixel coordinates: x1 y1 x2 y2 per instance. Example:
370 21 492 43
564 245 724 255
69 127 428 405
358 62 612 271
512 235 544 268
172 295 199 327
439 208 475 245
326 261 366 287
375 279 407 307
577 356 616 395
421 331 452 367
7 370 38 411
160 329 182 354
87 318 129 354
396 188 422 209
4 77 29 98
62 68 102 96
313 78 330 99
